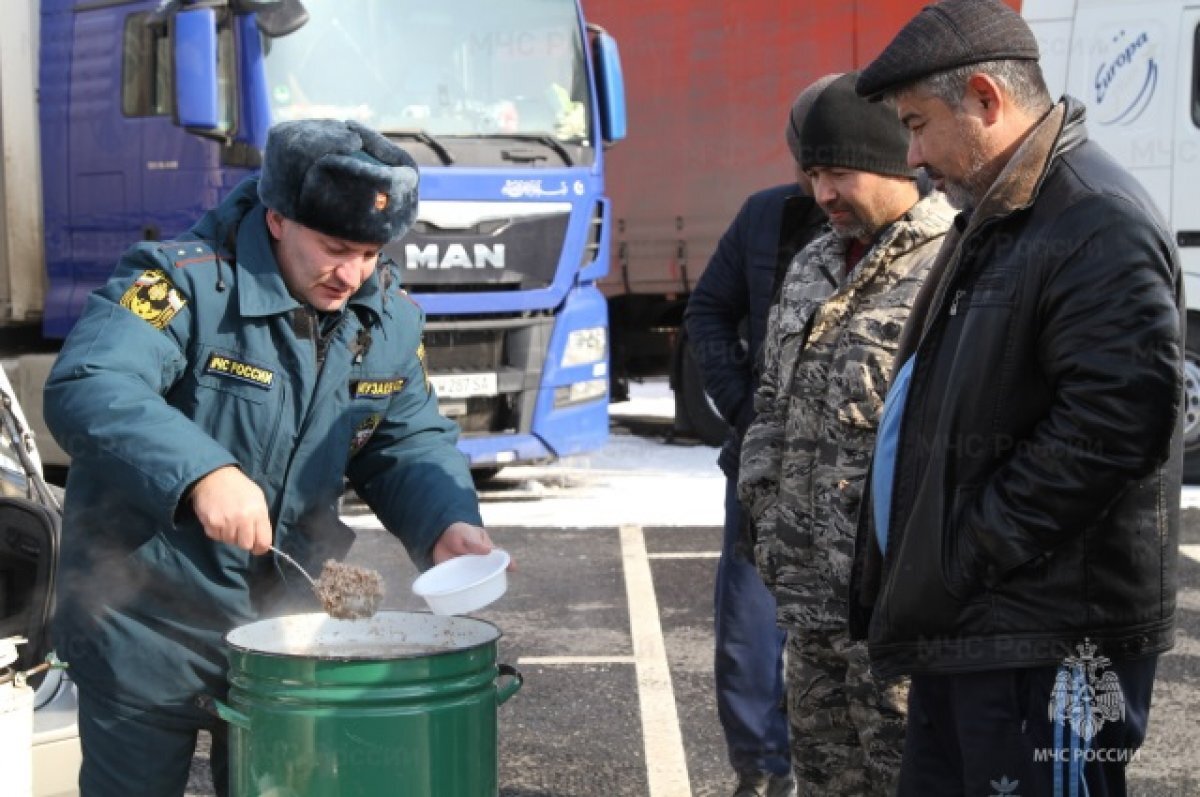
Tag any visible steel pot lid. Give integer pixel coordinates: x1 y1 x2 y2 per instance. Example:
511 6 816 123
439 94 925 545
225 611 501 659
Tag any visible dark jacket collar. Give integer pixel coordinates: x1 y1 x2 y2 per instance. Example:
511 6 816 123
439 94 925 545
960 96 1085 235
234 206 300 318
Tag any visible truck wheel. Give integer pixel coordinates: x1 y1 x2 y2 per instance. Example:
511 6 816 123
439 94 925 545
1184 322 1200 484
678 339 731 447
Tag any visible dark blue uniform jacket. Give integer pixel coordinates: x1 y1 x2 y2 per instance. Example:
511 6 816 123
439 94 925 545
44 178 480 724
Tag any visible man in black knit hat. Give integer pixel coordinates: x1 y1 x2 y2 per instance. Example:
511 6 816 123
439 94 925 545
739 72 953 796
850 1 1183 794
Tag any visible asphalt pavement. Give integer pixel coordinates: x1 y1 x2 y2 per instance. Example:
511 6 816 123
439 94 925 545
184 410 1200 796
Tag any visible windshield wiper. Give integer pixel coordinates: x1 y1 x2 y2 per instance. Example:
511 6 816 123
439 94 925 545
494 133 574 167
380 129 455 166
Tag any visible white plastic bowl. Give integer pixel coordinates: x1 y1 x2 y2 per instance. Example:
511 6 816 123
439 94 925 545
411 548 510 615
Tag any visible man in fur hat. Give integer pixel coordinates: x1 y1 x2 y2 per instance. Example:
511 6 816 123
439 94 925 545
45 119 494 796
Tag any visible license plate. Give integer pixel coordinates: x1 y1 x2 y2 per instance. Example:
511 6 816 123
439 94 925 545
429 372 499 399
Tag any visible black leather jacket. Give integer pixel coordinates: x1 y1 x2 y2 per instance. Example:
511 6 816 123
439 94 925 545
848 98 1184 678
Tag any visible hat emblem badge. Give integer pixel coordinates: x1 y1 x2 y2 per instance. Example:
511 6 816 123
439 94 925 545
374 191 389 211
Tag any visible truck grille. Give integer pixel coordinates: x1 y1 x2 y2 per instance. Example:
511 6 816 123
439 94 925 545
423 316 554 435
385 204 570 292
424 328 502 372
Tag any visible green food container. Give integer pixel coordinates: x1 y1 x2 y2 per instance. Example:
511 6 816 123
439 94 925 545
216 611 522 796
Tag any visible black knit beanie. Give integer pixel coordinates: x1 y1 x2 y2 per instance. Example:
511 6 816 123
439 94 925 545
785 74 841 166
800 72 915 179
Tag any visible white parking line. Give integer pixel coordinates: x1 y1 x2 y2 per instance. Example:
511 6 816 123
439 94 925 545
620 524 693 797
648 552 721 560
1182 545 1200 564
517 655 636 665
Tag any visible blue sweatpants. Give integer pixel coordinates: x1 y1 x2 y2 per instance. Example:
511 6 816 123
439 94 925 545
899 656 1157 797
714 475 791 776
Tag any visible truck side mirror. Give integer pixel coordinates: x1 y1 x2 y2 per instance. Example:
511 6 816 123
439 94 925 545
230 0 285 11
591 28 627 144
256 0 309 38
173 8 222 132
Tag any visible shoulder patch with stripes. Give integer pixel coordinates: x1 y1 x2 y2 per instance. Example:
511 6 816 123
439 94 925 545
119 269 186 330
159 241 218 269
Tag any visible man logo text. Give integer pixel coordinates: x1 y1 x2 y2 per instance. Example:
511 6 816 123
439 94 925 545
405 243 506 270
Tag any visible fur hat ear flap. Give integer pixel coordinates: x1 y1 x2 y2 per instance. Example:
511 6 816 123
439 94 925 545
258 119 420 244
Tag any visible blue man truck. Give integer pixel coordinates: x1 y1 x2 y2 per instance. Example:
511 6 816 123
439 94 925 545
0 0 627 477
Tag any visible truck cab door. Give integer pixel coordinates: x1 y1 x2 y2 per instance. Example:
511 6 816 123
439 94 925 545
1029 1 1200 479
1172 8 1200 481
1172 9 1200 303
1062 3 1178 225
66 5 146 321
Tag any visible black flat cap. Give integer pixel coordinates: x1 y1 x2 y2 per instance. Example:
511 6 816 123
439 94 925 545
856 0 1039 100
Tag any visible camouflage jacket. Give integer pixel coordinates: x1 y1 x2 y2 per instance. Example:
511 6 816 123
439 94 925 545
738 193 953 630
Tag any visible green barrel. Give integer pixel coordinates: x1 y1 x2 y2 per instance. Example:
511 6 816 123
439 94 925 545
218 611 522 797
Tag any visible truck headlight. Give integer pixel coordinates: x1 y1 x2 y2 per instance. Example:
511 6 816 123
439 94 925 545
560 326 607 368
553 378 607 408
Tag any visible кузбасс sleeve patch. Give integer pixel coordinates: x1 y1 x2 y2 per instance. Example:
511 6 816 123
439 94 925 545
119 269 186 329
416 341 431 392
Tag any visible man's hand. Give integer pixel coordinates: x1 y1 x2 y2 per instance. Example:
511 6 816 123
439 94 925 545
189 465 273 555
431 522 513 569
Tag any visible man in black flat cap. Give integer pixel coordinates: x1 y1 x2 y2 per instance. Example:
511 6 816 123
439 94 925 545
848 1 1183 795
45 118 496 796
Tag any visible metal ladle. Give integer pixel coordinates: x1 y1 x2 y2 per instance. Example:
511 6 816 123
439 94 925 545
270 545 318 589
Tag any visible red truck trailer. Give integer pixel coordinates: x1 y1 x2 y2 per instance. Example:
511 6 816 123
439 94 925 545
587 0 1021 442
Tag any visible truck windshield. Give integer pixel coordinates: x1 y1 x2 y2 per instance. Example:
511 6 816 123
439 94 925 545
262 0 591 145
